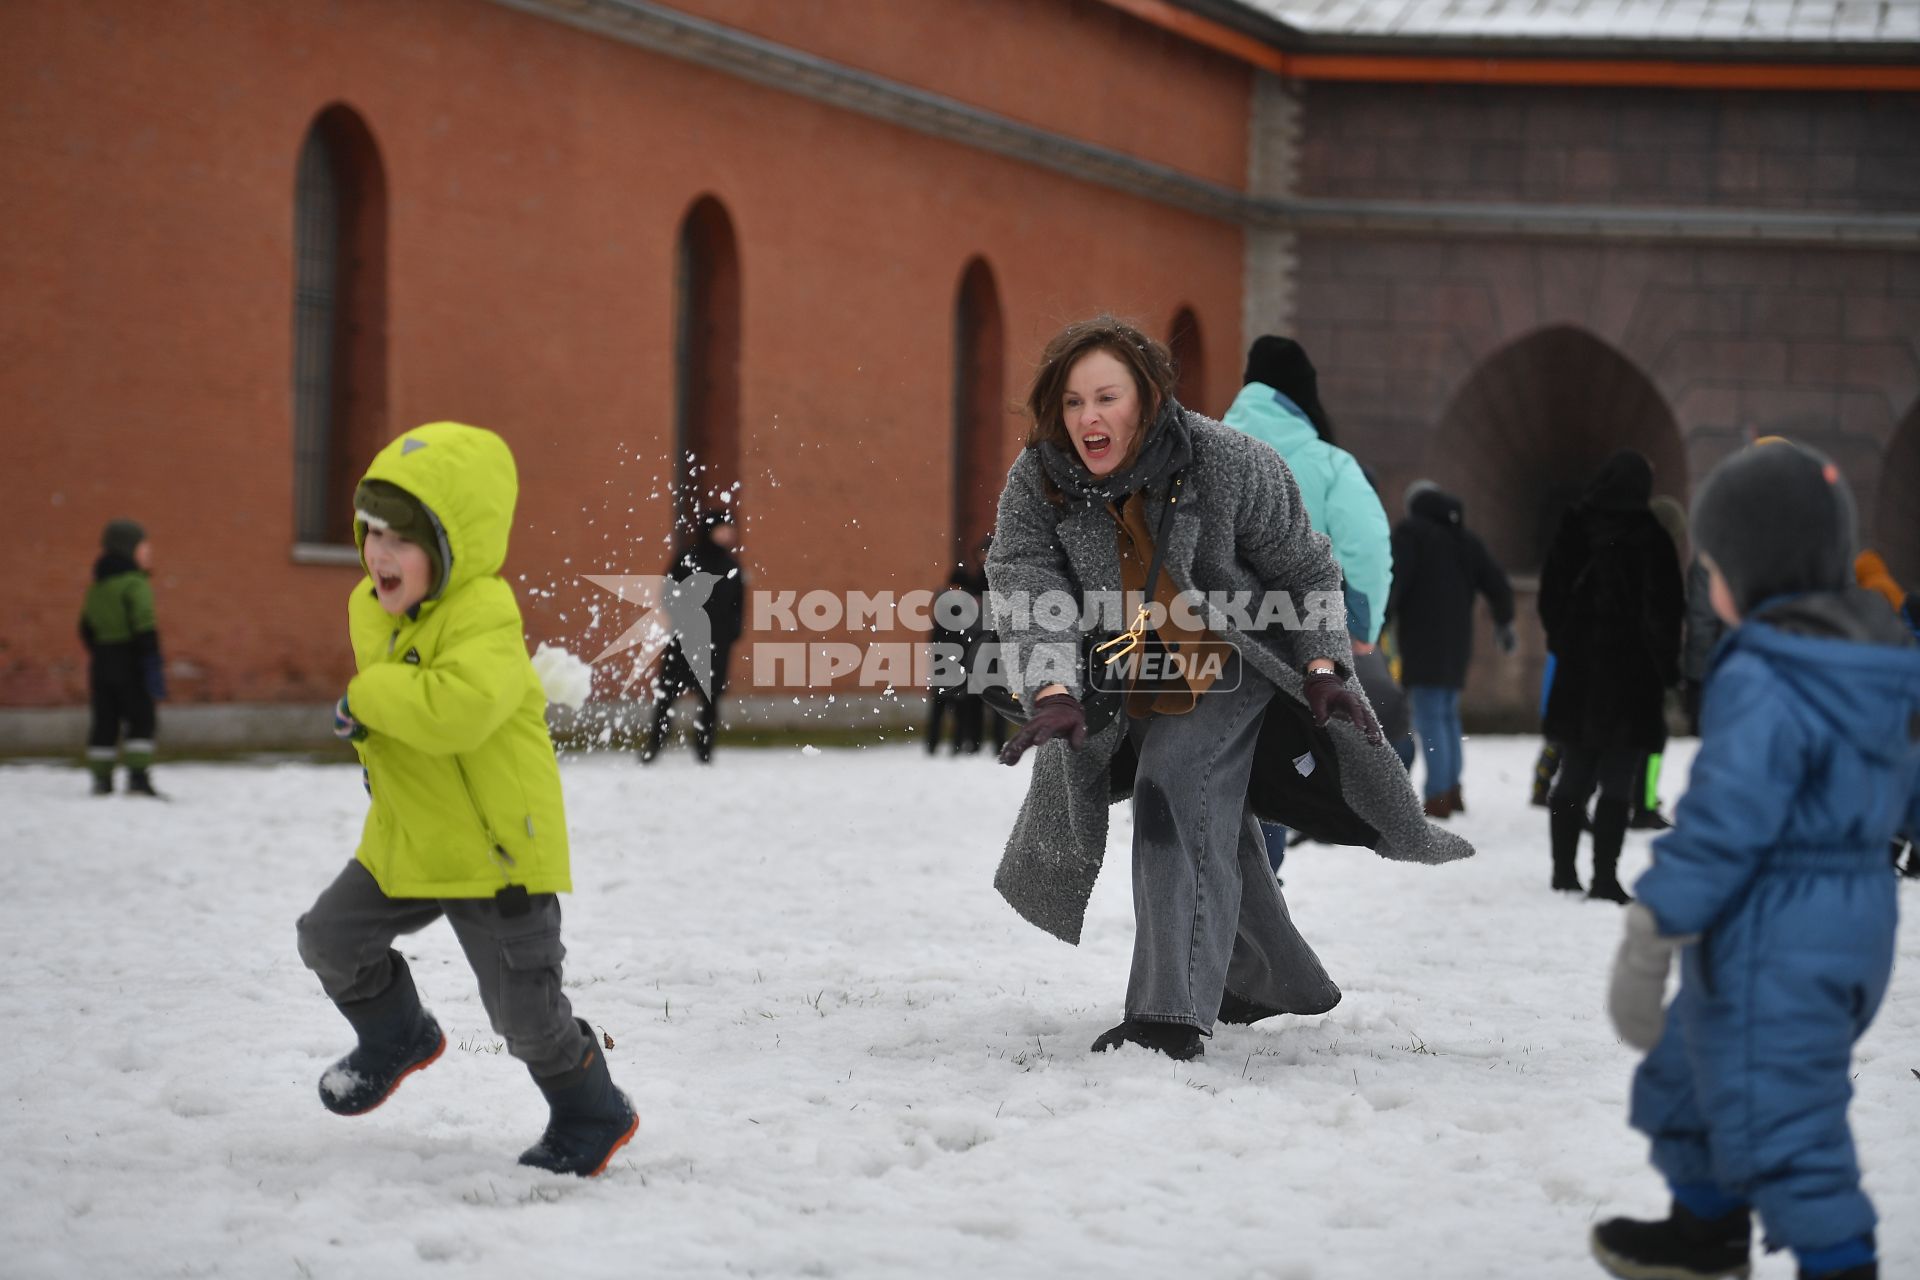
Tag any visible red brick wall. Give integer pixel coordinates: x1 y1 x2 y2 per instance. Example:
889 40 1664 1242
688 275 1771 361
1 0 1248 706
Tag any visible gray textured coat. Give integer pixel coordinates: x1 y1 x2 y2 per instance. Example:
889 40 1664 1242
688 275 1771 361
987 413 1473 945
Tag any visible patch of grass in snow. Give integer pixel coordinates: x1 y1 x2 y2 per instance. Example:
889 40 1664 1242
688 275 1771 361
456 1035 505 1055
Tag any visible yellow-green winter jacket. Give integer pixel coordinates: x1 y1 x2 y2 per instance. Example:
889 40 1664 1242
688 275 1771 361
344 421 570 898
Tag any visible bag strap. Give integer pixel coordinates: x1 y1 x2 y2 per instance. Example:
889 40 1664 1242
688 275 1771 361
1139 471 1185 606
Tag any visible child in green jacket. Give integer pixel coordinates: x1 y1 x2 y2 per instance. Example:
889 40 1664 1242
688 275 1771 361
80 519 165 796
295 421 637 1177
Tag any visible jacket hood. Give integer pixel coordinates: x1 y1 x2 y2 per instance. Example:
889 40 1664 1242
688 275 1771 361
1224 382 1320 457
1410 486 1464 527
1729 587 1920 763
355 422 519 600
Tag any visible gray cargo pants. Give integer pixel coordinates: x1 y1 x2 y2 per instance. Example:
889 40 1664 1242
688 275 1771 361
296 860 588 1079
1124 652 1340 1030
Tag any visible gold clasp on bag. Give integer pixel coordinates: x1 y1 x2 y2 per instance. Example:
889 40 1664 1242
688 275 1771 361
1095 604 1153 667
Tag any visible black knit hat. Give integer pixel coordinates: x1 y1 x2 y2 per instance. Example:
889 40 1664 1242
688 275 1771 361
1690 441 1856 615
1584 450 1654 512
1243 335 1334 442
101 519 146 559
354 479 446 593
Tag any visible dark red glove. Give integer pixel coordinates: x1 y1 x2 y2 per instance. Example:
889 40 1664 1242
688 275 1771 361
1302 669 1383 745
999 692 1089 765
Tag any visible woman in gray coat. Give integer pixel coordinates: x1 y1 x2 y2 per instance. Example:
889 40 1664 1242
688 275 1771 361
987 317 1472 1061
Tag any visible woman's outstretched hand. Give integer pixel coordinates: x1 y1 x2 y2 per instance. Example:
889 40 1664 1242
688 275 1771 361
999 692 1088 765
1302 670 1383 745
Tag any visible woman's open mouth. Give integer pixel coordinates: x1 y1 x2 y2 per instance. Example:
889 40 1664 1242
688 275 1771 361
1081 432 1113 461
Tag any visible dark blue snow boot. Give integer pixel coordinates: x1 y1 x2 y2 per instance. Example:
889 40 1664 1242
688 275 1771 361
518 1019 639 1177
318 951 445 1116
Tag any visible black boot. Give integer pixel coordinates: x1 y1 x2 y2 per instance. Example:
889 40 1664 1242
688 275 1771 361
1588 803 1633 904
1801 1265 1876 1280
519 1019 639 1177
89 768 113 796
1590 1201 1752 1279
1090 1020 1204 1061
1629 806 1672 831
1216 991 1282 1026
318 952 445 1116
125 768 163 798
1549 804 1586 893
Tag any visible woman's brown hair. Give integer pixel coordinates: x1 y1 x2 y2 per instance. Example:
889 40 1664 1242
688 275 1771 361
1023 315 1179 470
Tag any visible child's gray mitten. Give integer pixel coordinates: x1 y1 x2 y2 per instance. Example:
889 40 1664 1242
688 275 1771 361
1607 902 1692 1051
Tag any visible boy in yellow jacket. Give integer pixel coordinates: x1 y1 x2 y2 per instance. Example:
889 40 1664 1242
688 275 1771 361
295 421 637 1177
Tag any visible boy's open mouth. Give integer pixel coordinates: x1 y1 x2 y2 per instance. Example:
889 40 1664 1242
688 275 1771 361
377 573 402 594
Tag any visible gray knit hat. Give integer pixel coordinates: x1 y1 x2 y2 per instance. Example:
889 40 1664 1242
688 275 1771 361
1690 441 1855 615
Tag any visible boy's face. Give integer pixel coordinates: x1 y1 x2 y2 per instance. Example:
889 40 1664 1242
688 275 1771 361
364 525 434 616
1702 554 1741 627
133 540 153 572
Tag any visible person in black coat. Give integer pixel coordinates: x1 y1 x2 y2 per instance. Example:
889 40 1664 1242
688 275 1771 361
641 509 746 764
1388 482 1516 818
927 564 980 754
1537 451 1684 901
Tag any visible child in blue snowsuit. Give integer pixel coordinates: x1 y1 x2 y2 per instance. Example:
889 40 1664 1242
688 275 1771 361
1595 442 1920 1280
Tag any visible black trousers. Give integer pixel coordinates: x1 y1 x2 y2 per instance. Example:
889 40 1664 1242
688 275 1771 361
87 670 156 754
1549 742 1637 884
646 643 730 759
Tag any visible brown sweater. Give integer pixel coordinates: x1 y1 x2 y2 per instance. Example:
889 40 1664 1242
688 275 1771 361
1110 492 1225 717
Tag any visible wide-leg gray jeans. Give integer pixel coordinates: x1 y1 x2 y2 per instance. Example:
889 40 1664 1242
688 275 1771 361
296 860 588 1079
1124 652 1341 1030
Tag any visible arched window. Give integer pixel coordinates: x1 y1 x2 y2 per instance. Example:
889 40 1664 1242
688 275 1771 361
292 104 387 548
1426 325 1685 575
1167 307 1206 417
952 257 1004 563
673 196 741 534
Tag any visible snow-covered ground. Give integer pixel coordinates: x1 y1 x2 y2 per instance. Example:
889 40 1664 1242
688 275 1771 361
1 736 1914 1279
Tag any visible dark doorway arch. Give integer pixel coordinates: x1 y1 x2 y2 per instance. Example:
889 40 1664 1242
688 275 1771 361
1426 326 1685 575
1168 306 1206 417
292 103 387 546
1873 399 1920 586
673 195 741 534
952 257 1004 564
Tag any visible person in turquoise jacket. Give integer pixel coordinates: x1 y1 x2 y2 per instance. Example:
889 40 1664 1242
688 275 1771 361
1224 336 1400 872
1595 442 1920 1280
1222 336 1392 645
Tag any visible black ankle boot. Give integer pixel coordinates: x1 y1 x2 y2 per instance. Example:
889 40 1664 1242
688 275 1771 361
519 1019 639 1177
1216 991 1283 1026
1591 1201 1752 1279
1800 1264 1876 1280
1549 804 1586 892
1588 803 1633 904
125 768 163 798
319 952 445 1116
1091 1020 1204 1060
